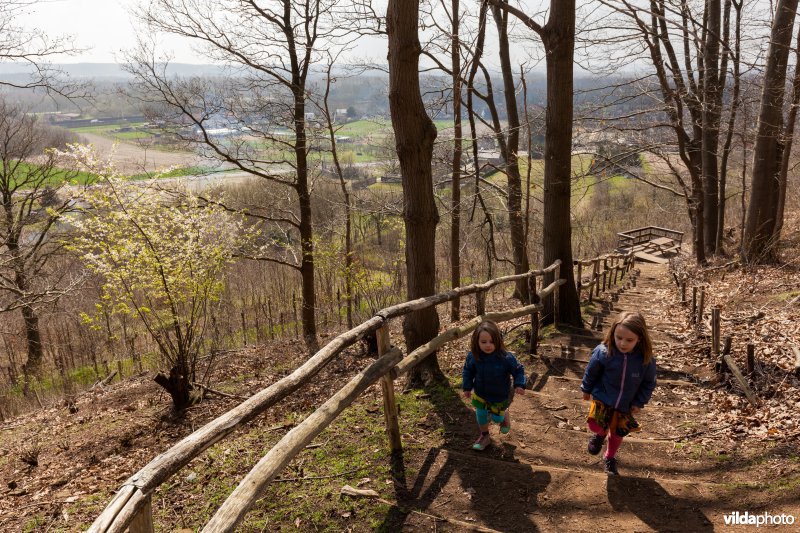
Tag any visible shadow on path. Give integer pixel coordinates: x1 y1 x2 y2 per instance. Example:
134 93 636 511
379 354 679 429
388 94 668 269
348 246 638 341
377 384 550 531
607 476 712 532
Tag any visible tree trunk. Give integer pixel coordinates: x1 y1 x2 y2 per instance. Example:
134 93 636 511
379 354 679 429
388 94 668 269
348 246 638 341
387 0 445 385
450 0 462 322
323 67 354 330
492 2 530 302
20 304 44 377
688 141 707 264
541 1 581 326
717 0 741 253
773 20 800 243
701 0 722 256
742 0 799 263
294 89 319 351
154 364 198 411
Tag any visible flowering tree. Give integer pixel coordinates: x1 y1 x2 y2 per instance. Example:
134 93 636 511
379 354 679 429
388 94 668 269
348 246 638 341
62 145 250 410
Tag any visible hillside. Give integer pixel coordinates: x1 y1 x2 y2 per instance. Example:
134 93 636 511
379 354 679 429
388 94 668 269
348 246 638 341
2 213 800 530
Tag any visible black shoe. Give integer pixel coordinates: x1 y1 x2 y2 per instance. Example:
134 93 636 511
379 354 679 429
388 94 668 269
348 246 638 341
587 434 605 455
604 456 619 475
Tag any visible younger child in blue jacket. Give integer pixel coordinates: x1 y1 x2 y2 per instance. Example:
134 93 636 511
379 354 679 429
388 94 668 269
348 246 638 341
462 320 526 451
581 311 657 475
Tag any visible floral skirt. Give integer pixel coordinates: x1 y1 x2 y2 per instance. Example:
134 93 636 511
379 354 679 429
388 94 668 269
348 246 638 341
587 399 641 437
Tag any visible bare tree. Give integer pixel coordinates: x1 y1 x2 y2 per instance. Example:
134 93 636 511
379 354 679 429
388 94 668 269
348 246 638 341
387 0 445 385
318 54 355 329
0 101 83 377
128 0 352 350
489 1 530 302
490 0 582 326
742 0 799 262
0 1 87 99
772 9 800 243
450 0 464 321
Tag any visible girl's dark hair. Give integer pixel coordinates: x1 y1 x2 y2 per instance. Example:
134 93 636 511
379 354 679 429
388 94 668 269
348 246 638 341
603 311 654 364
470 320 505 360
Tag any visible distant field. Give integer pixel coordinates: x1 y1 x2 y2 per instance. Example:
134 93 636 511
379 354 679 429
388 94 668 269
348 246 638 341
72 122 150 136
9 162 96 188
335 119 389 138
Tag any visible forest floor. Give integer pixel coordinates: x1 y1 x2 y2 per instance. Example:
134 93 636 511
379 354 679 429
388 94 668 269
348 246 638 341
2 222 800 531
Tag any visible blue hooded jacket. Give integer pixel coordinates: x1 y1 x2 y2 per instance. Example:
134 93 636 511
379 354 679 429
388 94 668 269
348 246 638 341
580 343 657 413
462 351 526 404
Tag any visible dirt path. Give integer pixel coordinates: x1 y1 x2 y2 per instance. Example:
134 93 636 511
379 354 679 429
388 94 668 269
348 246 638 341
79 133 209 175
382 263 800 532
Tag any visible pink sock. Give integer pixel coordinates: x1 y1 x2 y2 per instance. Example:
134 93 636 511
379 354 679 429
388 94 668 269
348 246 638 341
605 434 623 458
588 419 607 437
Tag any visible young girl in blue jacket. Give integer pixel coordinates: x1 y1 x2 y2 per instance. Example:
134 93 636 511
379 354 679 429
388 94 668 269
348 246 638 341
462 320 526 451
581 311 657 475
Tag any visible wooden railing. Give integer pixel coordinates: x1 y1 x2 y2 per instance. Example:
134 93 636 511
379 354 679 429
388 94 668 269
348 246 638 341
616 226 684 250
574 253 637 303
89 253 635 532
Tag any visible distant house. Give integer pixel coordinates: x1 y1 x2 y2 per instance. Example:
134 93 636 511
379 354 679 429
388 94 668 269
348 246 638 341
304 112 316 121
335 108 348 118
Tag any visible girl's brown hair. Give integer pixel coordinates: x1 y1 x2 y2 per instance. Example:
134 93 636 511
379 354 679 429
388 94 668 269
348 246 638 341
470 320 505 360
603 311 654 364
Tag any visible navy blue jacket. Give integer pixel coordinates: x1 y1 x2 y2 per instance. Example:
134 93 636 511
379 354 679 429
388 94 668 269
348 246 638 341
462 351 526 403
580 344 657 413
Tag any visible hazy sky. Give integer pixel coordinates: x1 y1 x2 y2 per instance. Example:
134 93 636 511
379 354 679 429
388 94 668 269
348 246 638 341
21 0 201 63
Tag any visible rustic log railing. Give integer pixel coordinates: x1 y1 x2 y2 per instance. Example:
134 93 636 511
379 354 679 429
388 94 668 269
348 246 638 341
574 252 636 303
616 226 684 251
90 254 635 532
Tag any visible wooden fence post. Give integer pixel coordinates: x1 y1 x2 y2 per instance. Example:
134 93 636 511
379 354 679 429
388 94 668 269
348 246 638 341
476 290 486 317
528 274 539 356
711 307 720 358
377 325 402 454
681 281 687 305
594 260 601 298
746 344 756 375
691 287 698 324
716 335 733 374
602 258 608 293
129 494 154 533
553 262 561 328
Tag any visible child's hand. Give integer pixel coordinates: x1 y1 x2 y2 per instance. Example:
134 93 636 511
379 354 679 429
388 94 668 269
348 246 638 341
631 406 641 414
463 390 471 399
582 392 590 401
514 387 525 396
